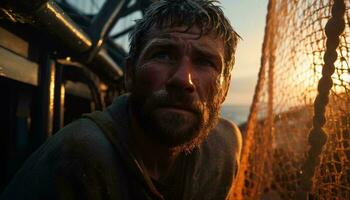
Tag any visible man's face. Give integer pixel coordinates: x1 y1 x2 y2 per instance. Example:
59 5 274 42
127 26 230 152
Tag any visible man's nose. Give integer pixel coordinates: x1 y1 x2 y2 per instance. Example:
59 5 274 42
166 56 196 93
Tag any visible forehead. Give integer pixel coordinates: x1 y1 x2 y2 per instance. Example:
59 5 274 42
143 26 224 51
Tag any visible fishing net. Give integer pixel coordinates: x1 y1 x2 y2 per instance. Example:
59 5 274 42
232 0 350 199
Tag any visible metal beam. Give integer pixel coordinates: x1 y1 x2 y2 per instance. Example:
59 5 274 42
0 47 38 86
34 1 92 53
87 0 126 61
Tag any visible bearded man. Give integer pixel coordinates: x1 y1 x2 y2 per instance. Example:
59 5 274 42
1 0 242 199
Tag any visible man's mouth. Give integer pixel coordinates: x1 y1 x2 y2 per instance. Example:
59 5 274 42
156 105 197 114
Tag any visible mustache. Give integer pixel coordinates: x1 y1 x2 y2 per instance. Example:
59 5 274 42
147 91 203 113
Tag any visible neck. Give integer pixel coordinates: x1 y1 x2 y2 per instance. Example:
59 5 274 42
129 110 180 180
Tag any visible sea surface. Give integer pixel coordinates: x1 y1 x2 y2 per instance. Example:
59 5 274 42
220 105 250 125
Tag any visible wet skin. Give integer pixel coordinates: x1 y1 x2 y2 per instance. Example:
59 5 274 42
126 26 230 149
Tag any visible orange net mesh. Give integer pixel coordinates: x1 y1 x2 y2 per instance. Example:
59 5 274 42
232 0 350 199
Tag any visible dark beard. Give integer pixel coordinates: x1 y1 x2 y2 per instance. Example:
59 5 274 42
130 89 221 153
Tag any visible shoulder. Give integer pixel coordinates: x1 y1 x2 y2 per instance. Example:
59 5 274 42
203 118 242 177
194 117 243 174
205 118 242 161
214 118 242 158
40 118 116 163
1 117 122 199
187 118 242 199
23 116 121 172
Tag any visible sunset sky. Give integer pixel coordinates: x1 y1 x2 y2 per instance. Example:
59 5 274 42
220 0 268 106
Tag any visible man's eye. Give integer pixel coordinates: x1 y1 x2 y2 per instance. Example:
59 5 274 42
152 51 171 60
194 58 216 69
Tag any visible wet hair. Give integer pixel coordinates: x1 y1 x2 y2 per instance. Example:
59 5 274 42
128 0 240 77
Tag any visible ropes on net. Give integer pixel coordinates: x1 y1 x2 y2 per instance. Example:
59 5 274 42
232 0 350 199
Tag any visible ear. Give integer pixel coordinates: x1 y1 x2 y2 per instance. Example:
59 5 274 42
220 74 231 104
124 57 134 92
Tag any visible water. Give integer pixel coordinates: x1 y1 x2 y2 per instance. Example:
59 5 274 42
220 105 250 125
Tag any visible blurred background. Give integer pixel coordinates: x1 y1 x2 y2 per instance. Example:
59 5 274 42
220 0 268 125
